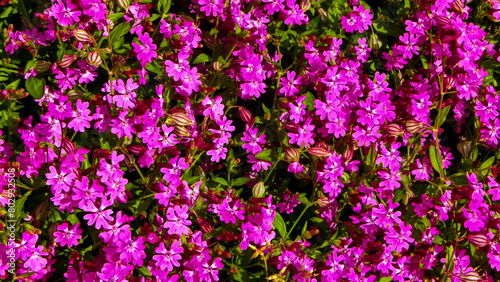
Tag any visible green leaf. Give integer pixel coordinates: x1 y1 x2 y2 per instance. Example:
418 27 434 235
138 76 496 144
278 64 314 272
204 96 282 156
478 156 495 170
262 103 270 115
255 149 272 161
429 145 443 176
15 190 32 223
109 22 131 49
192 53 210 65
25 77 45 99
158 0 172 15
273 212 287 238
212 177 228 186
437 106 450 127
108 12 125 22
233 177 250 186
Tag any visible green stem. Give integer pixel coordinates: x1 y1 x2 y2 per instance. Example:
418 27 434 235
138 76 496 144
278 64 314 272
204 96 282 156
283 201 317 241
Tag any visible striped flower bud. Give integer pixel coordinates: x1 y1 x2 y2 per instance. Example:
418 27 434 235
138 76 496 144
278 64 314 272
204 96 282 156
197 217 213 233
174 125 190 137
382 123 404 137
459 271 482 282
171 112 192 127
127 144 146 156
457 138 471 159
66 90 84 102
117 0 130 9
252 181 266 198
467 233 490 248
74 29 93 43
451 0 464 14
60 54 76 68
239 106 252 123
62 137 76 153
285 147 300 162
443 75 456 91
34 60 52 73
368 33 383 51
405 119 424 134
300 0 311 11
294 166 309 180
34 201 50 221
433 15 451 26
86 50 102 67
309 147 330 158
284 123 298 133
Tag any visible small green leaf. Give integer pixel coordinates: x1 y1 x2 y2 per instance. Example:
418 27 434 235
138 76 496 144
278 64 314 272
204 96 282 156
233 177 250 186
255 149 272 161
192 53 210 65
273 212 287 238
25 77 45 99
437 106 450 127
478 156 495 170
212 177 228 186
429 145 443 176
15 191 32 222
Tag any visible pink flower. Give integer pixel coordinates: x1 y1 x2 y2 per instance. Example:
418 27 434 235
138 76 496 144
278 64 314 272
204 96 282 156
153 241 183 272
68 100 93 132
384 223 414 253
241 126 266 155
164 205 192 235
132 32 157 67
51 0 82 27
82 197 114 230
110 110 136 138
289 119 316 148
279 71 302 97
198 0 225 17
53 222 83 247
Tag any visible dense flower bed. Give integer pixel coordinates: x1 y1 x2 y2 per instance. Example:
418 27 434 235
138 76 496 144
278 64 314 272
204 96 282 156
1 0 500 281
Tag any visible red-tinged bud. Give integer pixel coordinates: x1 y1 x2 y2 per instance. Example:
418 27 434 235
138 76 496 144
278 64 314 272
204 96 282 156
34 60 52 73
113 55 127 68
48 222 58 242
60 54 76 68
93 149 111 159
149 183 162 193
72 168 83 180
459 271 482 282
343 145 354 163
239 106 252 123
457 137 471 158
197 217 213 233
405 119 424 134
268 256 281 266
120 152 135 171
252 181 266 198
200 143 215 151
300 0 311 11
309 147 330 158
443 75 456 91
382 123 404 136
317 196 331 208
171 112 192 126
86 50 102 67
467 233 491 247
284 123 298 133
451 0 464 14
66 90 84 102
62 137 76 153
74 29 93 43
447 54 461 66
433 15 451 26
34 201 49 221
162 147 181 156
127 145 146 156
174 125 190 137
285 147 300 162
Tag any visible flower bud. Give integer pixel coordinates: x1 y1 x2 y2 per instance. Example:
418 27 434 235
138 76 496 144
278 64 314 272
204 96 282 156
74 29 93 43
382 123 404 137
451 0 464 14
443 75 456 91
62 137 76 153
194 165 206 178
284 123 298 133
48 222 58 242
300 0 311 11
467 233 490 248
34 60 52 73
197 217 213 233
459 271 482 282
66 90 84 102
86 50 102 67
343 145 354 163
171 112 192 126
119 151 135 171
368 33 383 51
433 15 451 26
117 0 130 9
318 8 328 23
239 106 253 123
309 147 330 158
294 166 309 180
93 149 111 159
174 125 190 137
317 196 331 208
60 54 76 68
34 201 50 221
457 138 471 158
212 61 222 72
285 147 300 162
405 119 424 134
252 181 266 198
127 144 146 156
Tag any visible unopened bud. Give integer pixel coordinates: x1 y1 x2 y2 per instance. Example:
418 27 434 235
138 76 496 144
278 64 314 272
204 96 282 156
93 149 111 159
48 222 58 242
459 271 482 282
284 123 298 133
285 147 300 162
467 233 490 248
212 61 222 72
34 201 50 221
197 217 213 233
117 0 130 9
382 123 404 137
368 33 383 51
405 119 424 134
74 29 93 43
194 166 206 178
433 15 451 26
451 0 464 14
86 51 102 67
66 90 84 102
343 145 354 163
127 144 147 156
309 147 330 158
174 125 190 137
119 152 135 171
457 138 471 159
318 8 328 23
252 181 266 198
60 54 76 68
443 75 456 91
300 0 311 11
34 61 52 73
239 107 252 123
294 166 309 180
62 137 76 153
171 112 192 126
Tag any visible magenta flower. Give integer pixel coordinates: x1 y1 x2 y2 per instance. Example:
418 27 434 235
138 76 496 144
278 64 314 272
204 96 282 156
55 69 78 91
132 31 157 67
153 241 183 272
82 197 114 230
51 0 82 27
53 222 83 247
289 119 316 148
46 166 75 194
207 143 227 162
462 200 488 232
411 156 433 181
384 223 414 253
68 100 93 132
216 197 245 224
352 125 381 147
241 126 266 155
198 0 224 17
283 0 308 26
110 110 136 138
279 71 302 97
164 205 192 235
